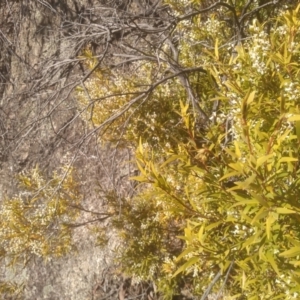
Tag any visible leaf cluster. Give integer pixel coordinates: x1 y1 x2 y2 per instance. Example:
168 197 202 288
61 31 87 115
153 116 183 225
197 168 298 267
0 166 81 265
88 3 300 299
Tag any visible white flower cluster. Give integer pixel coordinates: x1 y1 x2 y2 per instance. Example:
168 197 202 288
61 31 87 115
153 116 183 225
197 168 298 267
204 18 222 38
275 25 288 36
248 23 271 75
284 81 300 102
149 264 157 277
232 224 253 237
131 274 143 285
275 274 298 299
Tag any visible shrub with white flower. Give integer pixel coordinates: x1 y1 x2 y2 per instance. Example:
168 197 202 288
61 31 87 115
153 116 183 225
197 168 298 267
102 3 300 299
0 166 81 264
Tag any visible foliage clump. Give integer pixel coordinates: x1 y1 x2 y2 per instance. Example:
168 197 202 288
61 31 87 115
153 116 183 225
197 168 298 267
0 165 82 297
76 53 186 149
0 166 81 264
79 2 300 299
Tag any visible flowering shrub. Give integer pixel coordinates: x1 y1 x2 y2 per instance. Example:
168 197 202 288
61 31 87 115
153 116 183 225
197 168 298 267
0 166 81 264
76 51 186 150
2 0 299 299
0 165 82 297
92 2 300 299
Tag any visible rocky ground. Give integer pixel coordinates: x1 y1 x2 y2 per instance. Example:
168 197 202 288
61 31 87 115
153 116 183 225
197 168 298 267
0 1 134 299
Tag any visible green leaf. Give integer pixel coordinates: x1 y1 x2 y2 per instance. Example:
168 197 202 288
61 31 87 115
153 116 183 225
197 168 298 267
295 121 300 143
242 234 260 254
206 221 222 231
224 81 242 95
280 92 285 114
138 137 144 155
279 157 298 163
185 186 197 211
184 226 192 243
276 207 297 214
198 225 205 242
172 257 198 277
256 154 273 169
230 199 259 208
227 174 256 191
215 38 219 60
161 155 182 167
224 148 238 159
279 247 300 258
219 171 241 181
180 99 189 116
136 160 147 176
251 193 270 207
289 260 300 267
251 207 268 225
266 212 277 240
234 141 242 159
288 115 300 121
242 271 247 290
285 236 300 247
246 91 256 105
130 176 148 182
176 247 195 262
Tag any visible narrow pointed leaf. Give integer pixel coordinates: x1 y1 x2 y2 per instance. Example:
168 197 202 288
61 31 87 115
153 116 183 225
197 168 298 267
279 247 300 258
172 257 198 277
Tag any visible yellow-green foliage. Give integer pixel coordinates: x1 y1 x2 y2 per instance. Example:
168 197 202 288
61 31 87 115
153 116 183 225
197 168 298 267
0 281 24 299
0 166 81 265
76 49 186 149
0 166 81 298
86 2 300 299
166 9 296 300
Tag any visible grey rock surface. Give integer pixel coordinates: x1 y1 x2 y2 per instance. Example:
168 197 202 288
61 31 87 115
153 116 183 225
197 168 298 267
0 1 133 299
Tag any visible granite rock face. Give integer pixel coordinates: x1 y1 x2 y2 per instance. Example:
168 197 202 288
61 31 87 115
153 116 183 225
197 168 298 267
0 1 134 299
